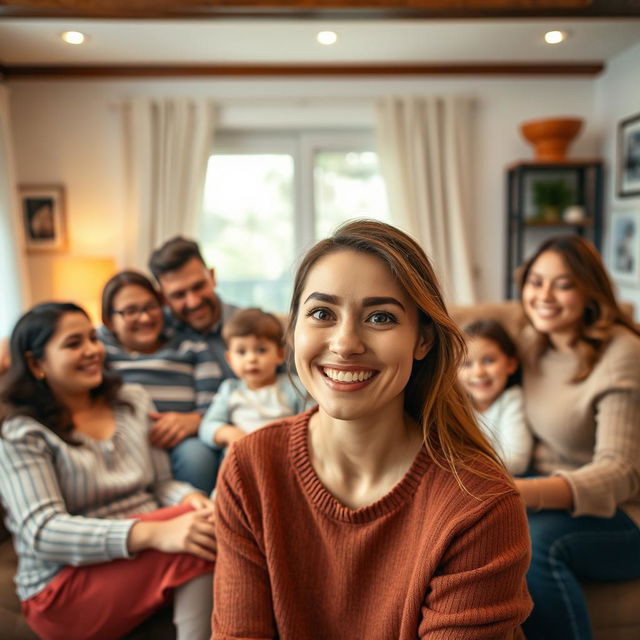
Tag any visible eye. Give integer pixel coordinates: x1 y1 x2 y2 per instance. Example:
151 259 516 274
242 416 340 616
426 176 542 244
481 356 496 366
367 311 397 325
555 280 575 291
307 307 334 322
257 346 268 354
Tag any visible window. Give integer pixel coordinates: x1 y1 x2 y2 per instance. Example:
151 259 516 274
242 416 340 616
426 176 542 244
199 131 390 312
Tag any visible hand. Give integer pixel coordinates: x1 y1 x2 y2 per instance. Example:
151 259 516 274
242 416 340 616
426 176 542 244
129 508 217 561
181 491 215 511
149 412 201 449
215 424 247 447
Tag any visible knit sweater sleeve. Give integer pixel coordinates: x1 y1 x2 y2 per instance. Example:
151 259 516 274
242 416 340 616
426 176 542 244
556 387 640 517
418 491 532 639
213 445 276 639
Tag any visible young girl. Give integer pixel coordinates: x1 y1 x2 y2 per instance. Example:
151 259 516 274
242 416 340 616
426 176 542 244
458 319 533 476
212 220 531 639
0 302 216 640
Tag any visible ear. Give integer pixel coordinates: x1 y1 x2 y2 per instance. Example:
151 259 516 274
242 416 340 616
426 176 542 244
25 351 44 380
506 357 518 376
414 324 434 361
224 350 232 366
276 346 286 365
208 267 216 288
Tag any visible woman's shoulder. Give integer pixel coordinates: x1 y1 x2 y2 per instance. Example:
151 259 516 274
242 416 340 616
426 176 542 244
1 413 54 445
606 324 640 353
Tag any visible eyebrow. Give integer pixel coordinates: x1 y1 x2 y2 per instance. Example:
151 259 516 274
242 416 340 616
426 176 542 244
303 292 406 311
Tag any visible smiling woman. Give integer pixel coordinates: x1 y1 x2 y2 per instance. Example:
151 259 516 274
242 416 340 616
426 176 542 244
0 302 215 640
212 219 532 640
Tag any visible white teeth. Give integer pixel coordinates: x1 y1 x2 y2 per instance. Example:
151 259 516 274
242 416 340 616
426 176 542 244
323 368 373 383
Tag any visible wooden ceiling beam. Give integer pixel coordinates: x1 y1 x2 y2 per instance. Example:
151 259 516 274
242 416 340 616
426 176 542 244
0 0 639 19
0 62 605 79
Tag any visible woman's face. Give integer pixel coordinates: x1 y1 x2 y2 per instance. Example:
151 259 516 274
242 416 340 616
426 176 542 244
110 284 163 353
522 250 587 347
31 312 105 400
293 249 430 424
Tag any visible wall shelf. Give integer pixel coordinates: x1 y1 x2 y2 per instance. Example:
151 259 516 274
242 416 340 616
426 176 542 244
505 160 604 299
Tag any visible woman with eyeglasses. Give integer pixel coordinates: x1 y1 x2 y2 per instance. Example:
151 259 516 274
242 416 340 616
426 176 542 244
99 270 220 494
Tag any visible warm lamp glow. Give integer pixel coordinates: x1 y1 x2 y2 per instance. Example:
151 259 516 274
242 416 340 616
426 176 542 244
544 30 567 45
53 257 117 324
61 31 86 45
317 31 338 46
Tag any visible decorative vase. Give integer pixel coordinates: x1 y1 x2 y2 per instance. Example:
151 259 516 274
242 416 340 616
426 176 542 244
520 117 583 162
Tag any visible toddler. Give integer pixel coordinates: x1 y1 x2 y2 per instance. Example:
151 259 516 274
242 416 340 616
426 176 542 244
458 319 533 475
199 308 311 450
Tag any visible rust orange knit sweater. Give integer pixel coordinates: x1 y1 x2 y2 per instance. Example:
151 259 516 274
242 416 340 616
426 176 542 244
213 408 532 639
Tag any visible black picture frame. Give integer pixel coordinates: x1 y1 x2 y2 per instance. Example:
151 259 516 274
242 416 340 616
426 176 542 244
617 112 640 198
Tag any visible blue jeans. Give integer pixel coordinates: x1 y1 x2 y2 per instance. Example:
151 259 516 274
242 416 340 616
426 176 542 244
524 509 640 640
170 436 222 495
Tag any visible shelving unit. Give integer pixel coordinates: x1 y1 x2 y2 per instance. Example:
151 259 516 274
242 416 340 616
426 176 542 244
505 160 604 299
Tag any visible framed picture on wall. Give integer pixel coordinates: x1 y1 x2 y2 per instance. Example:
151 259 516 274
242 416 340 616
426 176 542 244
609 211 640 286
617 112 640 198
19 184 67 252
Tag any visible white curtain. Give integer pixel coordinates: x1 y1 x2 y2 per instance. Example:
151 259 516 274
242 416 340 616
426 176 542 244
375 96 477 304
0 85 30 335
124 98 217 269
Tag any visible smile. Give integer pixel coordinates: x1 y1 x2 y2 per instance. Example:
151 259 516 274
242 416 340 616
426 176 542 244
323 368 375 383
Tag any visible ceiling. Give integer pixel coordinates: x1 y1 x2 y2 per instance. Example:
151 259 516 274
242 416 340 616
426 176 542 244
1 1 640 74
1 18 640 68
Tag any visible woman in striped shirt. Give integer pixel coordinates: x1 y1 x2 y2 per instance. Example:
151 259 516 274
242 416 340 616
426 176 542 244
99 270 221 493
0 302 216 640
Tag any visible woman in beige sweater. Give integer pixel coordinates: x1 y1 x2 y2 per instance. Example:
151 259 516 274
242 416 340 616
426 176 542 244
514 235 640 640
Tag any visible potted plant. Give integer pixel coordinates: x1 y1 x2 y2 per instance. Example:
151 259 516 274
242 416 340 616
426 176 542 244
531 179 574 222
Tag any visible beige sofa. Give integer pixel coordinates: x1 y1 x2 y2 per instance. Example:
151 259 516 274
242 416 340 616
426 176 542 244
451 300 640 640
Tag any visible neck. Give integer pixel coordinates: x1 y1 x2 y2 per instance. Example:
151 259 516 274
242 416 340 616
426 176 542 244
548 330 577 353
58 391 94 414
309 401 422 482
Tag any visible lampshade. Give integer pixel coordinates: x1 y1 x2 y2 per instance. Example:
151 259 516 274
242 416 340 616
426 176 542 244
52 256 117 324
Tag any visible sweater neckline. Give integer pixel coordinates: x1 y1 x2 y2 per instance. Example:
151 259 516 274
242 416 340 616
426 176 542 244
289 407 431 524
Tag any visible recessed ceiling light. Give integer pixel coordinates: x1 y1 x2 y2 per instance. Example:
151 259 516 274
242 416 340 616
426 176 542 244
61 31 86 45
544 30 568 45
317 31 338 46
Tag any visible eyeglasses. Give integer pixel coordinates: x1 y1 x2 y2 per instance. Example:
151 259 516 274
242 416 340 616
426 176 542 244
112 299 162 321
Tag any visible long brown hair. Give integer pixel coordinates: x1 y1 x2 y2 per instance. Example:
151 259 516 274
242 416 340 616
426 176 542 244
288 219 505 490
518 235 640 381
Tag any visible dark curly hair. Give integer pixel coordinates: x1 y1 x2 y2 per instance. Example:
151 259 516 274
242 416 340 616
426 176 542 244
0 302 128 444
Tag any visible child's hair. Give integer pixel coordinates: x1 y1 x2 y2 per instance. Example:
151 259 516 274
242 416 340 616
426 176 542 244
222 308 284 348
462 319 521 388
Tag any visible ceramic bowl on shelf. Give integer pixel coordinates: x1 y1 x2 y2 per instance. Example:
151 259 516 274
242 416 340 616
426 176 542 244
520 117 583 162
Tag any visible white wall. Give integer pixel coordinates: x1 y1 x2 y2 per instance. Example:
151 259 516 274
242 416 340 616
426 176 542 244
594 41 640 318
7 75 600 304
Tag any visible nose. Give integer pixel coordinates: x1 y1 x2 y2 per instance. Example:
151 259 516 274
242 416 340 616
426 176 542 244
329 317 365 359
185 291 201 310
471 360 485 376
539 281 555 301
